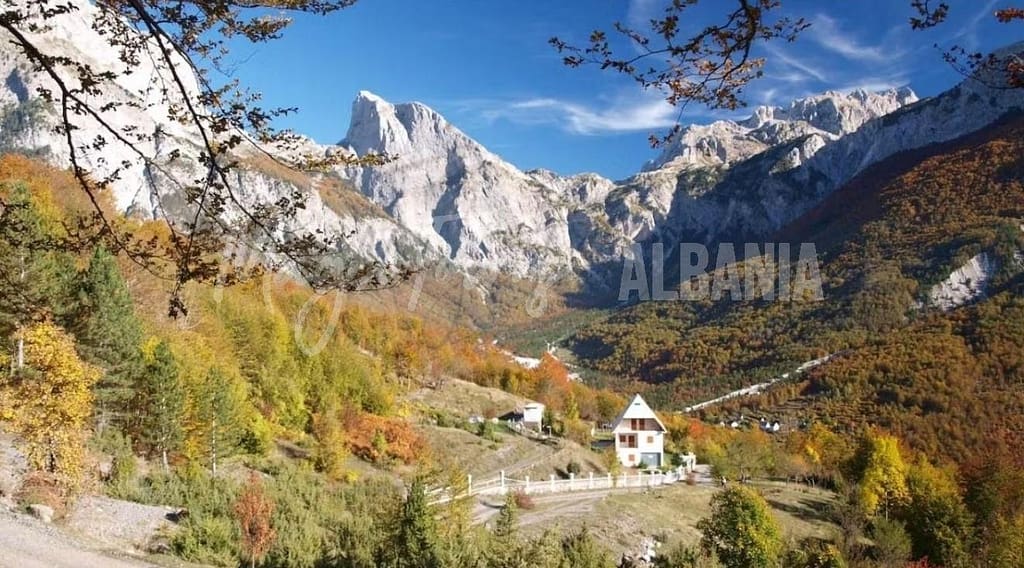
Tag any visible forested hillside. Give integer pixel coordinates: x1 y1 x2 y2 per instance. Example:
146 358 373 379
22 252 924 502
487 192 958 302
0 153 630 563
568 115 1024 464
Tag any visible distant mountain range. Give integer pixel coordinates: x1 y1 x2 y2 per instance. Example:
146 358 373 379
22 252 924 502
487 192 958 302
0 1 1022 305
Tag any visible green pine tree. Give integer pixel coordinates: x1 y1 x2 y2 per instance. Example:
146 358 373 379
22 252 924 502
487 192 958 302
383 478 441 568
196 367 245 475
72 246 144 427
559 527 613 568
0 185 54 363
134 340 185 471
495 491 518 540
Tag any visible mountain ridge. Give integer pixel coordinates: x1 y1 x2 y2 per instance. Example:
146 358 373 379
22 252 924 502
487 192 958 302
0 1 1022 308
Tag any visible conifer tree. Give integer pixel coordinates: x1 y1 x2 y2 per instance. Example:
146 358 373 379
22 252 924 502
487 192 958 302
234 472 277 568
384 478 441 568
195 367 245 475
559 527 613 568
0 185 52 367
73 246 144 427
495 491 518 540
134 339 185 471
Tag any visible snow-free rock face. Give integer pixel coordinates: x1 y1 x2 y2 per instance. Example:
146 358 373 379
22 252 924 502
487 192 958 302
0 0 430 270
929 253 998 310
646 88 918 171
333 87 931 279
340 91 583 276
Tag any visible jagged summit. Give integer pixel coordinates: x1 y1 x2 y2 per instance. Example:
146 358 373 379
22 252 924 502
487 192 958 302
645 87 918 171
343 90 468 158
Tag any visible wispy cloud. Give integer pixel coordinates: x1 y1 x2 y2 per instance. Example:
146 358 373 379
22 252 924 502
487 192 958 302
951 0 999 51
627 0 659 28
471 92 682 135
807 14 892 62
764 44 829 82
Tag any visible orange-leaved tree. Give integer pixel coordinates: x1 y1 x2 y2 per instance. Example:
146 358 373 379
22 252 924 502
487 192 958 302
234 472 277 568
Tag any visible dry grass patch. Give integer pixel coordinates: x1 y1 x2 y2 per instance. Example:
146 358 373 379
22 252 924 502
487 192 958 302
506 481 839 559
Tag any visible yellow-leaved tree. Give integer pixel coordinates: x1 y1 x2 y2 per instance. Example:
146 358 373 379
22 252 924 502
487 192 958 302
852 431 910 519
0 322 100 486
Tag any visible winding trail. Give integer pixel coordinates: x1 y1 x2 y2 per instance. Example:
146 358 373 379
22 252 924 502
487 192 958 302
683 354 835 413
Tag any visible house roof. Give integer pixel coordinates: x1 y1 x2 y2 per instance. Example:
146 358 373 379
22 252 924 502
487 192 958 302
611 394 665 431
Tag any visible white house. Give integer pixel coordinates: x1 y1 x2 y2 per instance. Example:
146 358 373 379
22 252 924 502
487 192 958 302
522 402 545 432
612 394 665 468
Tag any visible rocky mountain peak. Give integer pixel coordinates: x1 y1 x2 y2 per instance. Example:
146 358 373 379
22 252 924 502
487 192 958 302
646 87 919 171
343 90 467 160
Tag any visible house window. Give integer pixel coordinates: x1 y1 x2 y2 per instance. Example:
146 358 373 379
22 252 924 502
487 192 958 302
619 434 637 448
646 435 654 444
630 418 642 430
628 454 635 462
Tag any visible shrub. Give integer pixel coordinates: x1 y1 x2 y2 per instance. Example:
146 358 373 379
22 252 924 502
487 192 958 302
512 489 535 510
478 419 498 441
870 518 911 567
697 486 783 568
173 514 238 566
566 460 582 476
17 472 68 518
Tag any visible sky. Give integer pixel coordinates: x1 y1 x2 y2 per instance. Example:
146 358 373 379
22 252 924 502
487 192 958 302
228 0 1020 180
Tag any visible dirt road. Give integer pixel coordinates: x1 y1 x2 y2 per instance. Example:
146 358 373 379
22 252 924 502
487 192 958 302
0 509 156 568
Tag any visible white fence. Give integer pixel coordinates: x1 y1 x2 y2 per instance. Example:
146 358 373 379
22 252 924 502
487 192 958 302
430 456 697 505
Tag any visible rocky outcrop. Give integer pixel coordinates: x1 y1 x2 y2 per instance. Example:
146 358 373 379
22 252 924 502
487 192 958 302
928 253 998 310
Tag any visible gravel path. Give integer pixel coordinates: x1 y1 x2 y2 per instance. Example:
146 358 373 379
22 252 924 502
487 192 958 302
0 508 158 568
66 495 177 551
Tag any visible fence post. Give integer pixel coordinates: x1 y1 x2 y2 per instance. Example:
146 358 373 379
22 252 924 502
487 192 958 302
589 472 594 490
607 472 612 488
500 470 505 493
467 474 473 496
638 472 642 487
550 474 555 492
525 476 530 493
620 473 626 488
569 473 575 491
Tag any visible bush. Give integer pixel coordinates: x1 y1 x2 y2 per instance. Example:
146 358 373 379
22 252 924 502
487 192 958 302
478 420 498 442
173 514 238 566
870 518 911 567
512 489 535 510
697 486 783 568
17 472 68 518
566 460 582 476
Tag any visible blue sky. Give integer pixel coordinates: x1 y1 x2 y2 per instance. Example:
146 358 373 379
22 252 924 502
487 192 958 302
231 0 1020 180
